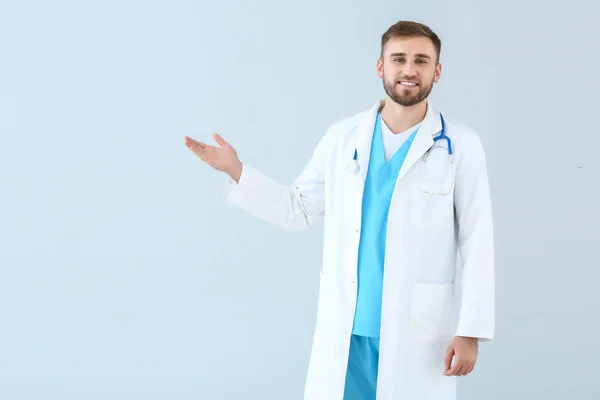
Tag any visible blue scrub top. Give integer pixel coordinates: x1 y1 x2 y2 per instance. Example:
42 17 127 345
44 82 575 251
352 111 418 338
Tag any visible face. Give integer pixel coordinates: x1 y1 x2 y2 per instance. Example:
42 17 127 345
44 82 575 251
377 36 442 107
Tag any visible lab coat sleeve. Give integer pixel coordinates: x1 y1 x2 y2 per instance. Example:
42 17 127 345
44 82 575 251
221 132 328 231
453 134 495 342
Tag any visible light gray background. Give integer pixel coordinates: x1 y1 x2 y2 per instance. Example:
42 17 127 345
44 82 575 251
1 0 599 399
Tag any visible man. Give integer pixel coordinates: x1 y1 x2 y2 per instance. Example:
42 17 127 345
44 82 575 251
185 20 494 400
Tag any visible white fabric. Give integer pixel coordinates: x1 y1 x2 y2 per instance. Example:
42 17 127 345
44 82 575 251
380 118 421 162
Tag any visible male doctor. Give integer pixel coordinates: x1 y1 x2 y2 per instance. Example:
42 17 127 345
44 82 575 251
185 20 494 400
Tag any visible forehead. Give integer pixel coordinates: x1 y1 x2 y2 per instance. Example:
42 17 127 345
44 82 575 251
383 36 436 58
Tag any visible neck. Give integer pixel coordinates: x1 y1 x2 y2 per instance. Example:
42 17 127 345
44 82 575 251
380 99 428 134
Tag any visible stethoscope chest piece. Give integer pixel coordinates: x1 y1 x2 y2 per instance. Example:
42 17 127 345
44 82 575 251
346 160 359 174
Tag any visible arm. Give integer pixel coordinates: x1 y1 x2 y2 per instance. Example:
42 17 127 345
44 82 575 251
222 132 328 231
453 134 495 342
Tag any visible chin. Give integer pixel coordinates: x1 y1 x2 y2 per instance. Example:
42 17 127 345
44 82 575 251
397 95 419 104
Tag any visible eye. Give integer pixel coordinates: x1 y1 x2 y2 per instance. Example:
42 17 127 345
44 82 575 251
393 58 405 63
417 59 428 64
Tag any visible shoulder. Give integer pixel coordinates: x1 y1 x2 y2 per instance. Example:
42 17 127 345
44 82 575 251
440 113 487 158
437 113 489 172
321 105 375 148
327 109 367 135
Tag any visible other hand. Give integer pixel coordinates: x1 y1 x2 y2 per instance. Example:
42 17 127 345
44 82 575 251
184 134 242 182
444 336 478 377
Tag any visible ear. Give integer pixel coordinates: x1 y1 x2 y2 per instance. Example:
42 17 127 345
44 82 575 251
433 62 442 83
376 58 384 79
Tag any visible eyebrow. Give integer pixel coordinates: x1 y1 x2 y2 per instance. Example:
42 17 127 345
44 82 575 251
389 52 431 59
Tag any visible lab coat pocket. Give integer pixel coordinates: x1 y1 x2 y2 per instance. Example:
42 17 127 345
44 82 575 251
409 186 454 232
408 282 455 344
409 152 455 231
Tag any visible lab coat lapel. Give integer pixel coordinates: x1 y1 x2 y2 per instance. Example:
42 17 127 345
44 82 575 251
355 100 384 182
396 101 441 182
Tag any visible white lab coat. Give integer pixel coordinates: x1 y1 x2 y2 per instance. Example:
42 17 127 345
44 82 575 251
222 99 495 400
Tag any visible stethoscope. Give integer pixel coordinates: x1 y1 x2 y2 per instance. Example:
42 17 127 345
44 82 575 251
346 114 452 175
346 148 360 174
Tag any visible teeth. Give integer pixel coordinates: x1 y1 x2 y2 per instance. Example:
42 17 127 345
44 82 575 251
400 81 417 86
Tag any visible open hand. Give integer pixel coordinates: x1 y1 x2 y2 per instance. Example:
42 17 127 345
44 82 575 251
444 336 478 377
184 134 242 181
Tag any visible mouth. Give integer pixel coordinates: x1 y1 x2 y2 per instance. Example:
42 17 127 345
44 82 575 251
398 80 419 87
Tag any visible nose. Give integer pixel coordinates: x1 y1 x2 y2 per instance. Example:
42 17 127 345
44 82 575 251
402 63 417 78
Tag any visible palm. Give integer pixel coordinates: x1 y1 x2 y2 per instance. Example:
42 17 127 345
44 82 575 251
184 133 239 173
200 143 234 170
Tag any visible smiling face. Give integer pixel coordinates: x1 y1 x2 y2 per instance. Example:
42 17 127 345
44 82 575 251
377 35 442 107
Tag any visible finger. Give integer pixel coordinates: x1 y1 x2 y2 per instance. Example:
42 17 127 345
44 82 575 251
464 361 475 375
463 363 473 376
444 360 461 376
461 359 475 376
457 362 469 376
184 136 207 149
187 144 206 158
447 356 467 376
185 140 211 156
444 347 454 372
187 143 212 162
213 133 229 148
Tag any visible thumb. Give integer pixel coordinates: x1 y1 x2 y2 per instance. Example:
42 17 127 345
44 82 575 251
212 133 230 148
444 346 454 372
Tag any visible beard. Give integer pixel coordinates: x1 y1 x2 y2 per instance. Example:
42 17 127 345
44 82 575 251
383 73 435 107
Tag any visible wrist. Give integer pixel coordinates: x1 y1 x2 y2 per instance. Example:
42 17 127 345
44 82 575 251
227 160 243 183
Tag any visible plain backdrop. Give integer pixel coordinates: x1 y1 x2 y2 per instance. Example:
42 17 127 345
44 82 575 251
1 0 599 399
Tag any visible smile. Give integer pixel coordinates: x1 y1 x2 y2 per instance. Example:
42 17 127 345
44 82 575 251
398 81 418 86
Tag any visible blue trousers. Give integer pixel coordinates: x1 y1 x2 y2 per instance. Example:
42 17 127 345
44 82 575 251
343 334 380 400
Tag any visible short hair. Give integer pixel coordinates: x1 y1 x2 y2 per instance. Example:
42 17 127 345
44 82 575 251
380 20 442 63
